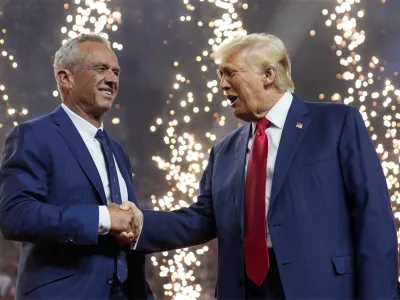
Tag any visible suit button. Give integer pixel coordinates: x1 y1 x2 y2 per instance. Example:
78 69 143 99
238 278 245 286
239 238 243 245
107 277 113 284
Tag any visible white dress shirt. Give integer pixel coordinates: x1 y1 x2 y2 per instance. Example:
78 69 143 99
61 103 128 234
245 91 293 247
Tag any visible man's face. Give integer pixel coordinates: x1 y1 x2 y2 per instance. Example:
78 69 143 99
218 51 272 122
69 41 120 118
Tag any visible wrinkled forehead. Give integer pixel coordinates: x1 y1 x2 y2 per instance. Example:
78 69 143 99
218 49 255 73
80 42 119 67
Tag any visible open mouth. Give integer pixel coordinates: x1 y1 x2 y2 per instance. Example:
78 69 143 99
227 95 238 106
98 88 113 97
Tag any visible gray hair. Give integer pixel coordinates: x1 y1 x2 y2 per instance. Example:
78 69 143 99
212 33 295 93
53 33 110 74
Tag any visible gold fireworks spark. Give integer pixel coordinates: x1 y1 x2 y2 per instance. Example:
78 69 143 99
0 28 28 131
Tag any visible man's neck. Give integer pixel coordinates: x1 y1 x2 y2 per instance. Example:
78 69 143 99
253 89 287 120
269 88 286 105
62 101 102 128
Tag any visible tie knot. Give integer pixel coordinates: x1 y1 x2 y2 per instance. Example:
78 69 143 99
95 129 106 140
257 118 270 131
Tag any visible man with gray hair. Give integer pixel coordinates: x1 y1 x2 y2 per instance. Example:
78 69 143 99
132 33 398 299
0 33 149 299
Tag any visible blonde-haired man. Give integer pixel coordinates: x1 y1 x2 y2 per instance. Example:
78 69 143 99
134 33 398 299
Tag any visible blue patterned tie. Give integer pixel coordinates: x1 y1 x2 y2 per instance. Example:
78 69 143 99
95 129 127 283
95 129 122 205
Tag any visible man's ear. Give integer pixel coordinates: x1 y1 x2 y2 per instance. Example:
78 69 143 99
55 69 74 91
263 67 276 88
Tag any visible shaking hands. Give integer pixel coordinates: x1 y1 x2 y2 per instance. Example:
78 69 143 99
107 202 143 245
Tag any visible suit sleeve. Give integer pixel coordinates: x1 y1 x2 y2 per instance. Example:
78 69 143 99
0 123 99 245
338 106 398 299
135 147 217 253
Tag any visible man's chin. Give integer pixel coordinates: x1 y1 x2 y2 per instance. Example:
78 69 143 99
92 102 113 118
232 109 253 123
97 99 114 110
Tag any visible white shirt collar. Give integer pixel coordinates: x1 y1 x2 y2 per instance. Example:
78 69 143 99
61 103 103 141
251 91 293 136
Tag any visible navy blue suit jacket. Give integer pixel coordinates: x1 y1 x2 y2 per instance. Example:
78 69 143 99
0 106 150 299
136 96 398 299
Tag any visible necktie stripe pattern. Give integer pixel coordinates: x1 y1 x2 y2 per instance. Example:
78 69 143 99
95 129 122 205
95 129 127 283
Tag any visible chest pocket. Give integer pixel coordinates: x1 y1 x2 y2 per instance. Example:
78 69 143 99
296 151 335 167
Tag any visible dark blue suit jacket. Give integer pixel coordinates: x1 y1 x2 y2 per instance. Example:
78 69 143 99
0 106 150 299
136 96 398 299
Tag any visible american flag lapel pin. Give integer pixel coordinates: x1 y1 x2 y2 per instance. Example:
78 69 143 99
296 122 303 129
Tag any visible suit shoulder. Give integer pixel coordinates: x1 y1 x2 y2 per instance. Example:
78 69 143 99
304 101 355 115
303 101 357 123
20 113 54 130
8 113 54 138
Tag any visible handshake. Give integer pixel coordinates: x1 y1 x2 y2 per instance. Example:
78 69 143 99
107 202 143 246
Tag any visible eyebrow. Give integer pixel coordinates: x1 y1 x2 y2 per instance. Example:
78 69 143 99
94 63 120 72
217 64 236 75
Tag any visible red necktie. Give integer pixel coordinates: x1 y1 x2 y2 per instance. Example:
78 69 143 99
244 118 270 287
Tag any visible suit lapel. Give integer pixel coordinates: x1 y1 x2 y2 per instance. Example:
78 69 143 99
232 123 252 233
51 106 107 205
269 96 311 211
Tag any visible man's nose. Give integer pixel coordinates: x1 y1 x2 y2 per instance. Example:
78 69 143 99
220 77 231 90
105 71 118 86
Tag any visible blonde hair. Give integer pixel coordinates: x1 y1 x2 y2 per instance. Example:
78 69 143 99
212 33 295 93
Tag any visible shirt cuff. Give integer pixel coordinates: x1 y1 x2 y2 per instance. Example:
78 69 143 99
98 205 111 235
131 219 143 250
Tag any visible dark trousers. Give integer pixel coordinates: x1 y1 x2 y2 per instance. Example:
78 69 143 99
109 273 153 300
245 248 285 300
109 275 129 300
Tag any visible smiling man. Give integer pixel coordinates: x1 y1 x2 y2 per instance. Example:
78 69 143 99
0 33 149 300
132 33 398 299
